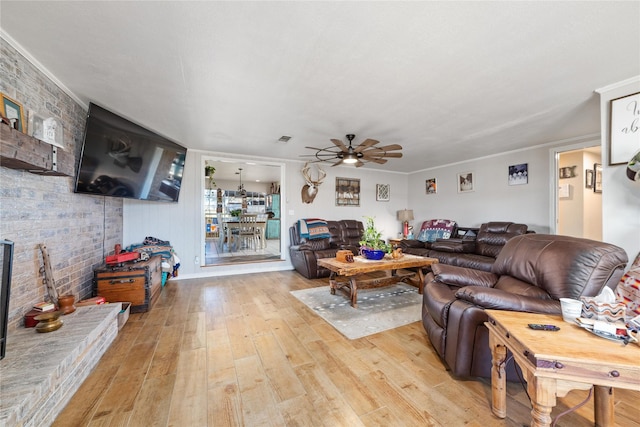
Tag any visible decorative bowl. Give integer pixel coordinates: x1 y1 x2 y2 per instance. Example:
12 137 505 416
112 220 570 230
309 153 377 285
34 311 63 333
361 248 385 260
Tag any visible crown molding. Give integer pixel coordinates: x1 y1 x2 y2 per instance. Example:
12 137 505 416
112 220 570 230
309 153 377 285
1 31 87 110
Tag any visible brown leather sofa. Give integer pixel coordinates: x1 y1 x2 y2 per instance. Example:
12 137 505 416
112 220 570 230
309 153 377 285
401 221 528 271
289 219 364 279
422 233 628 379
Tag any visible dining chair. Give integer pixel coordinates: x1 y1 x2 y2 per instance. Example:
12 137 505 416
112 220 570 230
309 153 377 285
239 214 258 250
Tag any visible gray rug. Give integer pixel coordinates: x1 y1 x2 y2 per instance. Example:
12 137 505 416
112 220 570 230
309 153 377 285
290 283 422 339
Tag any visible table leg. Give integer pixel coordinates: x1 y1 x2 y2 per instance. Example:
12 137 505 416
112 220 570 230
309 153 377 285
350 277 358 308
489 333 507 418
528 376 555 427
329 272 337 295
415 268 426 294
594 386 614 427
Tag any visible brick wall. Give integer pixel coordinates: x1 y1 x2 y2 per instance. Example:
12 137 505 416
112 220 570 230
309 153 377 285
1 38 123 330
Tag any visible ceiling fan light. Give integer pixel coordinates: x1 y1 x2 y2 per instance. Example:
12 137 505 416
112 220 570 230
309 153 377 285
343 157 358 164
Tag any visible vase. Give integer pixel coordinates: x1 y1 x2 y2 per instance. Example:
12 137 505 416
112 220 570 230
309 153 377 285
361 248 385 260
57 294 76 315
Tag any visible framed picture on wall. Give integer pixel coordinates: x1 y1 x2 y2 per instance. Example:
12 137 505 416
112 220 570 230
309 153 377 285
609 92 640 165
336 177 360 206
508 163 528 185
593 163 603 193
0 93 26 133
376 184 390 201
426 178 437 194
457 172 474 193
585 169 594 189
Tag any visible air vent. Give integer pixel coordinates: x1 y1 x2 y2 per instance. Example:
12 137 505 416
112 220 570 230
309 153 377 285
277 136 292 143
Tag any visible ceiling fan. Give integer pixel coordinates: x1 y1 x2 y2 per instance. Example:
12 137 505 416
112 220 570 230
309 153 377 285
303 134 403 167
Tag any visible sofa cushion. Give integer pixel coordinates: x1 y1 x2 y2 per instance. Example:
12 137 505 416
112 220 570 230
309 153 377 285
455 286 561 313
430 239 475 253
475 222 528 258
492 234 628 300
493 276 553 299
338 220 364 247
301 238 330 251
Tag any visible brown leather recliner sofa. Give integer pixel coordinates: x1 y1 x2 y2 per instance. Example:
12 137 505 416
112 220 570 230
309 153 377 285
422 233 628 379
289 219 364 279
401 221 529 271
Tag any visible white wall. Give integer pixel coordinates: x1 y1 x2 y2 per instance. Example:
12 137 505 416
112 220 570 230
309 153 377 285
124 78 640 278
124 150 408 278
583 150 603 241
407 147 551 233
596 76 640 266
558 150 585 237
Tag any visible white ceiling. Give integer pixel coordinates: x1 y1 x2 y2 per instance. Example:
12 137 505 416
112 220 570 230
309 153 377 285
2 1 639 174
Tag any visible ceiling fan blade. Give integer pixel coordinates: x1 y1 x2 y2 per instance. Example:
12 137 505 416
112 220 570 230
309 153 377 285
331 159 343 167
365 158 387 164
382 152 403 158
330 139 348 151
354 138 379 153
355 160 365 167
374 144 402 152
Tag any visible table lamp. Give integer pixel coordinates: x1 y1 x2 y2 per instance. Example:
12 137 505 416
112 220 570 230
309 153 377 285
397 209 414 238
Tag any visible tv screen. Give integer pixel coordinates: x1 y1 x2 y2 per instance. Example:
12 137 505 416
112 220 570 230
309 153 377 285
74 103 186 202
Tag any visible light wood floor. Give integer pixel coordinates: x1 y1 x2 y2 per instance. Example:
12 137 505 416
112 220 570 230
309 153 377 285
53 271 640 426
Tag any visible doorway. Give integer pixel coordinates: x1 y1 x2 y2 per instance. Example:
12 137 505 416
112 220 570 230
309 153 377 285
552 143 602 239
202 157 283 266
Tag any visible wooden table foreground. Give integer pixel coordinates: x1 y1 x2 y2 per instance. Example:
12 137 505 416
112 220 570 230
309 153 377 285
485 310 640 427
317 254 438 308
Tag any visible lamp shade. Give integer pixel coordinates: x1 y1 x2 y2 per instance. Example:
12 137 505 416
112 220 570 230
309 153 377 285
397 209 414 222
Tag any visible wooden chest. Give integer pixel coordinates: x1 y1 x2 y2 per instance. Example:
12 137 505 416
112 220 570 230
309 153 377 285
93 255 162 313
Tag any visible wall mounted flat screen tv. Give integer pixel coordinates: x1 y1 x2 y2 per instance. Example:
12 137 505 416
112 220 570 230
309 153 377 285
74 103 186 202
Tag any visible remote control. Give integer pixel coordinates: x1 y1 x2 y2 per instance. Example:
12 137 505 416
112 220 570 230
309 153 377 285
528 324 560 331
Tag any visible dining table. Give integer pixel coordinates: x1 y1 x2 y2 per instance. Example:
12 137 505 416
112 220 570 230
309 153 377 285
220 218 267 251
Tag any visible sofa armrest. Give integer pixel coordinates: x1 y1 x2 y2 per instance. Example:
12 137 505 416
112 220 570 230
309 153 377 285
455 286 561 314
432 263 498 288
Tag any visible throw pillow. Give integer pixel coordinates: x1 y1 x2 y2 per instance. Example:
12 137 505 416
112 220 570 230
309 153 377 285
416 219 456 242
298 218 331 240
616 251 640 320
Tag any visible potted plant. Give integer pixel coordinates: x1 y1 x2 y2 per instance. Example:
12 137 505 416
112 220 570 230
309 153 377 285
205 165 216 188
359 216 390 260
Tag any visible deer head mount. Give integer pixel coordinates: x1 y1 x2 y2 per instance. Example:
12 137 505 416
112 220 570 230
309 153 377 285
301 162 326 204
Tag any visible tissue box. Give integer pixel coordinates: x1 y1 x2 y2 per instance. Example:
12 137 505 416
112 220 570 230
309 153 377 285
580 296 626 323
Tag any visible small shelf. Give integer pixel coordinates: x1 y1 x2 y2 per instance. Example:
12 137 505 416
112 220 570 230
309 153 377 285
0 125 73 176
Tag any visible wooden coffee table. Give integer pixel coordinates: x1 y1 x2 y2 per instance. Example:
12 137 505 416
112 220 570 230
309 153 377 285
317 254 438 308
485 310 640 427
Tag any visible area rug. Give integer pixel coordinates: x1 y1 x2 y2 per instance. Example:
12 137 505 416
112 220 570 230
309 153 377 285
290 283 422 339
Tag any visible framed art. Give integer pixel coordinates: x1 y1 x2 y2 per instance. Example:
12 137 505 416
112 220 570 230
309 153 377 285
585 169 594 189
426 178 437 194
336 177 360 206
28 110 45 140
457 172 474 193
609 92 640 165
1 93 26 133
559 166 577 179
508 163 528 186
593 163 602 193
376 184 390 201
